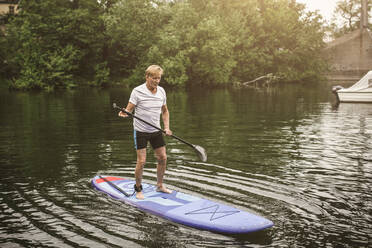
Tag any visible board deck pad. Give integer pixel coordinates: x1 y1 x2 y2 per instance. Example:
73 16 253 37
92 175 273 234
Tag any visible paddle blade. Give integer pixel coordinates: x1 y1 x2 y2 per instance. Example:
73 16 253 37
193 145 207 162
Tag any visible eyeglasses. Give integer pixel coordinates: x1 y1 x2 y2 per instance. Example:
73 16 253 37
151 76 161 80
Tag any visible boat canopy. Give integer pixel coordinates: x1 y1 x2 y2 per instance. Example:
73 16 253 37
340 71 372 92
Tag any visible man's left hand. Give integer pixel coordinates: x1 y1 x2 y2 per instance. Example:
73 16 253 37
164 128 172 136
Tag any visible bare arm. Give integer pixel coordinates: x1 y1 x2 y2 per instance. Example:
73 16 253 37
161 104 172 136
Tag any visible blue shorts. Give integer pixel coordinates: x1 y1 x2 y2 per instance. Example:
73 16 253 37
134 130 165 150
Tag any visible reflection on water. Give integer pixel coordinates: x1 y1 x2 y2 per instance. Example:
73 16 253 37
0 86 371 247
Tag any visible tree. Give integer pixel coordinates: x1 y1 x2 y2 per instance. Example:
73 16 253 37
2 0 109 90
329 0 372 38
256 0 326 82
133 0 327 85
1 0 329 89
103 0 169 80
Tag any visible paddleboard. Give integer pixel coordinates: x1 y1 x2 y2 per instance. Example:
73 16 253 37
92 175 273 234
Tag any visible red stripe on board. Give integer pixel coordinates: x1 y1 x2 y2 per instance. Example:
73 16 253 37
96 176 124 183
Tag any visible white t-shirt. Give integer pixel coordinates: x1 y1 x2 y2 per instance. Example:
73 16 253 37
129 83 166 133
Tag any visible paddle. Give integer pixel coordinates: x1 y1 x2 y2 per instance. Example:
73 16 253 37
98 175 131 197
113 103 207 162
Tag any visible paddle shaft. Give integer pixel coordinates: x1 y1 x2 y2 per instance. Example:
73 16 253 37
114 105 196 149
98 175 131 197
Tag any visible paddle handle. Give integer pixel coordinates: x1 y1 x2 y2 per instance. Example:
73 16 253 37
113 103 195 149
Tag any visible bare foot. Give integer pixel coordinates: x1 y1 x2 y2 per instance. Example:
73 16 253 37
136 191 144 200
156 186 172 194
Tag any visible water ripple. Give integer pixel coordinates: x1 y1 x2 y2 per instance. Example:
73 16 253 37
1 88 372 247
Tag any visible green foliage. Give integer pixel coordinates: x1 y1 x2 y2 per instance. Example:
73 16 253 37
7 9 81 90
132 0 326 85
11 42 80 90
1 0 328 90
188 16 236 84
103 0 168 78
256 0 326 82
2 0 108 90
91 62 110 87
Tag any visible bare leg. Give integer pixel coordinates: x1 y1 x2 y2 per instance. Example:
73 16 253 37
135 148 146 200
154 146 172 193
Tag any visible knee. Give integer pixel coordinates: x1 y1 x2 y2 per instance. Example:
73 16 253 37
137 159 146 168
157 154 167 165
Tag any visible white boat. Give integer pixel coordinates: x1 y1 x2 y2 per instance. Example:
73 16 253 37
332 71 372 103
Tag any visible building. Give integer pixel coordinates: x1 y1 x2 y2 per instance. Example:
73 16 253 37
0 0 19 16
0 0 19 29
324 0 372 82
324 29 372 82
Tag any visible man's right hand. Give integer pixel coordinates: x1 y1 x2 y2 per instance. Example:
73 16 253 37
118 111 128 118
119 103 135 118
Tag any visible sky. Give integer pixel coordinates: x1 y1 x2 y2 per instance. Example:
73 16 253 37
296 0 338 22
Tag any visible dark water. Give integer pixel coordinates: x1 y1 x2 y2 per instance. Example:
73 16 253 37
0 84 371 247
